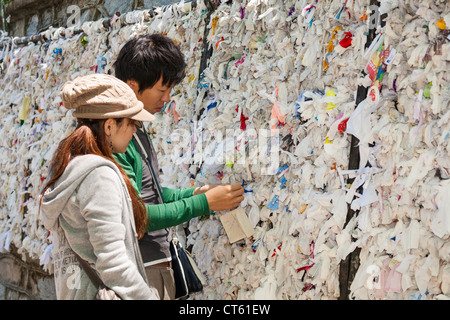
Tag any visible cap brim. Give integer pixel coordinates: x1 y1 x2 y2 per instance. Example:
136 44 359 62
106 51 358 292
130 108 156 122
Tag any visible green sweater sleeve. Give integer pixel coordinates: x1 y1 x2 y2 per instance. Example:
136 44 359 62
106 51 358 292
146 193 210 231
114 143 211 232
162 186 197 202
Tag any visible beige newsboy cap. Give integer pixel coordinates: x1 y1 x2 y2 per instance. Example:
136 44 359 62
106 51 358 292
60 73 155 122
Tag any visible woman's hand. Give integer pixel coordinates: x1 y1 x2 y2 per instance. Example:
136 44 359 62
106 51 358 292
201 184 245 211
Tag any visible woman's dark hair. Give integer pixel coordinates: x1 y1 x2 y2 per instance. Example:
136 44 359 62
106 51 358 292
40 118 148 239
113 33 187 93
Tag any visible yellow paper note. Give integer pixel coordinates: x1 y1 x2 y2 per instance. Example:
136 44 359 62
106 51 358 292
19 96 31 122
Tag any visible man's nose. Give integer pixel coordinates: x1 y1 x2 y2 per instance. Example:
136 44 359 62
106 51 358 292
161 90 171 102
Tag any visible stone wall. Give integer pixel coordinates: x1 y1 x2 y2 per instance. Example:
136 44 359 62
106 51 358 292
0 248 56 299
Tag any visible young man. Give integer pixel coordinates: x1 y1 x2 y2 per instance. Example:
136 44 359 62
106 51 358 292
113 34 245 300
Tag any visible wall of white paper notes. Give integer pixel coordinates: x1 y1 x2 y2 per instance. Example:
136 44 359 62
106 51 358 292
0 0 448 300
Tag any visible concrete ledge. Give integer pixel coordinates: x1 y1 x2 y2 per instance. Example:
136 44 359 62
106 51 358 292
0 248 55 300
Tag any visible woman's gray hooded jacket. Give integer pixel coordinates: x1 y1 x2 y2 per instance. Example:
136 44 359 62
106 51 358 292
40 154 158 300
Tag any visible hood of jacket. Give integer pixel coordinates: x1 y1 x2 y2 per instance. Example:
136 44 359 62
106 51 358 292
40 154 120 231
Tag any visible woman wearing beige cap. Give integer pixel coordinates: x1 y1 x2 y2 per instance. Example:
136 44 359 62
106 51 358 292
39 73 158 300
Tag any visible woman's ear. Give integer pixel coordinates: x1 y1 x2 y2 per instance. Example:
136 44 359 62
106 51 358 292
104 118 116 136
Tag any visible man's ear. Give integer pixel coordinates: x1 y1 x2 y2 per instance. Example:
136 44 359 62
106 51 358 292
126 79 139 94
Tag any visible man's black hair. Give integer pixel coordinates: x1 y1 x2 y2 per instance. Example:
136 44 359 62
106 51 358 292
113 33 186 92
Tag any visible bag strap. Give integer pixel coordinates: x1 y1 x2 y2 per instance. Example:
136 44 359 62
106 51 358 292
73 252 103 289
